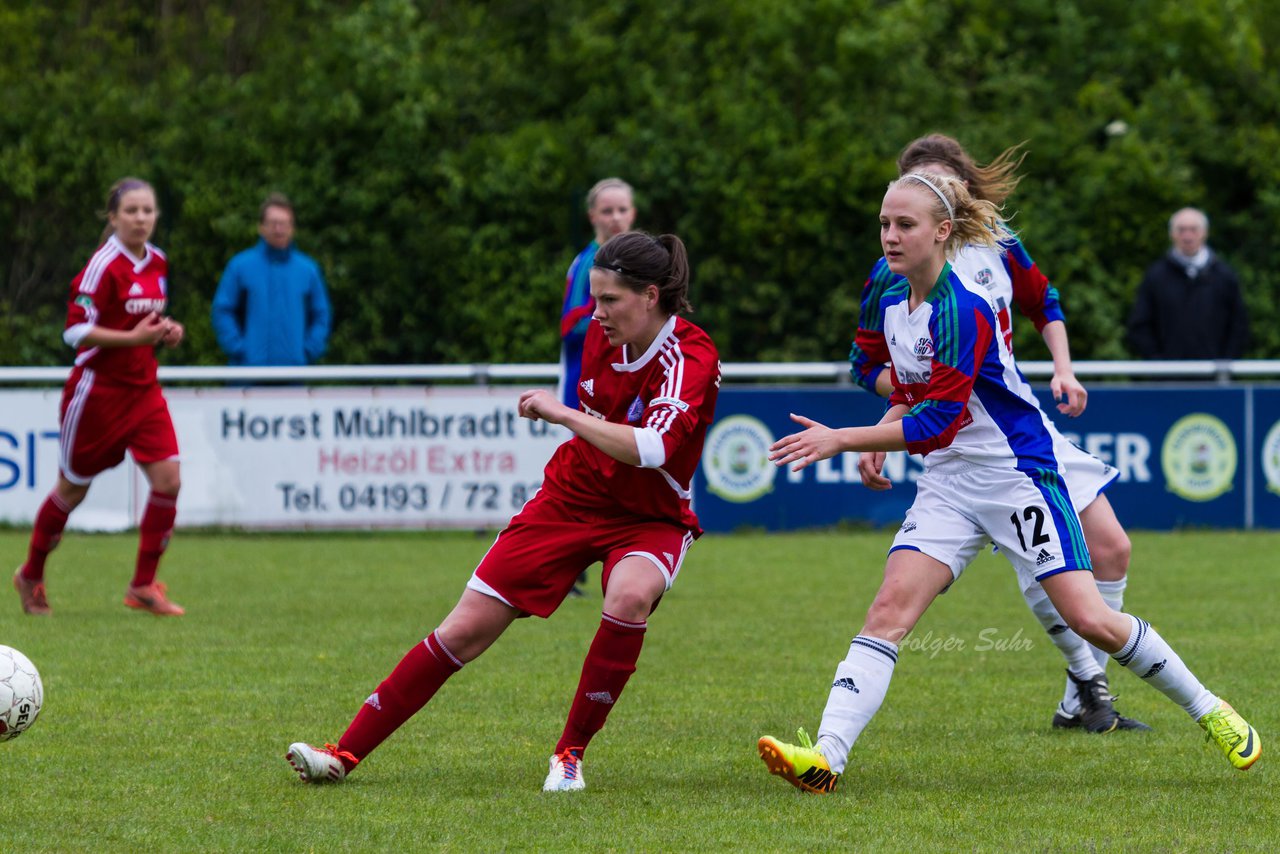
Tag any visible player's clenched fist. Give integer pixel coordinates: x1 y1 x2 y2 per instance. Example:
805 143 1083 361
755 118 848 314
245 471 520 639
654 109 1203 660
518 388 568 424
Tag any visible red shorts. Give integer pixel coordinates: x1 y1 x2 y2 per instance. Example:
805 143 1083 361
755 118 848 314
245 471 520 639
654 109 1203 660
468 489 696 618
59 368 179 484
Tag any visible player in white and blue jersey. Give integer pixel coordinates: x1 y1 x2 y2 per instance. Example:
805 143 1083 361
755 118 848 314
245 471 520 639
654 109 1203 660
755 171 1259 793
852 135 1142 733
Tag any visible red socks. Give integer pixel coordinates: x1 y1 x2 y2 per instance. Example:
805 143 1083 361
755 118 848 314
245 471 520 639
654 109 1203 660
334 614 647 773
555 613 647 756
337 631 463 769
21 493 72 582
23 490 178 588
132 491 178 588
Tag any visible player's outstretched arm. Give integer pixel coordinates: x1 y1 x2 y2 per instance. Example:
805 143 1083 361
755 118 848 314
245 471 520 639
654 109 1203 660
768 410 908 472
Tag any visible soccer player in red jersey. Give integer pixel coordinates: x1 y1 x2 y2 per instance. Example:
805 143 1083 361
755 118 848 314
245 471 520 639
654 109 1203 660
287 231 721 790
13 177 186 617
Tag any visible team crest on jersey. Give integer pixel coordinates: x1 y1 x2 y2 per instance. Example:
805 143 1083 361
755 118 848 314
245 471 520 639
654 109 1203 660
913 337 934 358
579 378 595 397
975 268 994 287
158 276 167 296
626 396 644 423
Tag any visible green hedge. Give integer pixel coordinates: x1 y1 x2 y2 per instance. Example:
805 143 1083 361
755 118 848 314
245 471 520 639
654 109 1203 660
2 0 1277 367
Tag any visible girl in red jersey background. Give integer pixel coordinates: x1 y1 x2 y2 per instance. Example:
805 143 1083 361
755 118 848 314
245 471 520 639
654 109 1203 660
287 231 721 791
13 177 186 617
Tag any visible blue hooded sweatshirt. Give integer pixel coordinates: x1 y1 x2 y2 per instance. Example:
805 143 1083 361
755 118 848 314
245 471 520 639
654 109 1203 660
211 238 332 366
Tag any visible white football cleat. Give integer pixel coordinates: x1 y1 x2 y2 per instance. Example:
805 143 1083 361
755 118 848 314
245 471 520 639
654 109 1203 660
542 748 586 791
286 742 354 783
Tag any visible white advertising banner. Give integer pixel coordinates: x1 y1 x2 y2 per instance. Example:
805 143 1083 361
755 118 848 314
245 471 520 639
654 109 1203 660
0 386 567 530
1 390 136 531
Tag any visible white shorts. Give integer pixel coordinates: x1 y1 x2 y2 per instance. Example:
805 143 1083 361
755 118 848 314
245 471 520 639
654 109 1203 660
891 464 1092 592
1052 429 1119 513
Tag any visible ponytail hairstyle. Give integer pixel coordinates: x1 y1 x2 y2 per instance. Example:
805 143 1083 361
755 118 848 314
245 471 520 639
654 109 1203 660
98 176 155 245
897 134 1026 208
592 230 693 315
893 171 1009 258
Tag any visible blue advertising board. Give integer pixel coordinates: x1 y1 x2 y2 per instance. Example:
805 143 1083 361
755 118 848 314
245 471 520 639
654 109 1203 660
695 385 1254 532
1250 388 1280 529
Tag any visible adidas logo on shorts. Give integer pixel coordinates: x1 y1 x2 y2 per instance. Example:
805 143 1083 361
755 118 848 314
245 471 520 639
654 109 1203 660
1035 548 1056 567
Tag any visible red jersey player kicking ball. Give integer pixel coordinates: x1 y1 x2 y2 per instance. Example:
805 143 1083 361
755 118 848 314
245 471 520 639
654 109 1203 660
286 231 721 791
14 177 186 617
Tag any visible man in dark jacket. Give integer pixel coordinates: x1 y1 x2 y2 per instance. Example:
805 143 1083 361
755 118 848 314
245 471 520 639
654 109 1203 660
1127 207 1248 359
211 193 332 366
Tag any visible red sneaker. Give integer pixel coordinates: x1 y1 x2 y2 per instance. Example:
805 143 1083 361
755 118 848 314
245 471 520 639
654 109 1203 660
13 569 51 616
124 581 185 616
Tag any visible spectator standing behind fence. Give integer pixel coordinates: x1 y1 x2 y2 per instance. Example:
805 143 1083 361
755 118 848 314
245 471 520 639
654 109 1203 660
560 178 636 407
559 179 636 598
211 193 332 366
1126 207 1249 360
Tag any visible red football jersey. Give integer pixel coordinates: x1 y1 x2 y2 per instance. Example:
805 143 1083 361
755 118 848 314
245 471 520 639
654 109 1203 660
65 235 168 386
540 315 721 534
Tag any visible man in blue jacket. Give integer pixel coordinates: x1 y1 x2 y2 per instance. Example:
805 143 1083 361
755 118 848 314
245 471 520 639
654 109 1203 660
212 193 332 366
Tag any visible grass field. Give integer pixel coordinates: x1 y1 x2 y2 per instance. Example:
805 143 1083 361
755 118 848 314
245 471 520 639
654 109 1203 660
0 528 1275 852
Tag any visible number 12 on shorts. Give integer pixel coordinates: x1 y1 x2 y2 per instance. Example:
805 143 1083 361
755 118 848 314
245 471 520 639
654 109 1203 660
1009 506 1050 552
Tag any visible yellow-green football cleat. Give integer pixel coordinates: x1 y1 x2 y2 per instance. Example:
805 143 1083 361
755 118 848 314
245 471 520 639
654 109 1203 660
758 728 839 794
1198 701 1261 771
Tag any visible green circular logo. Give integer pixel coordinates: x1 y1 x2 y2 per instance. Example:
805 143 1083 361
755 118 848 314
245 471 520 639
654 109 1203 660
702 415 777 503
1262 420 1280 496
1160 413 1237 502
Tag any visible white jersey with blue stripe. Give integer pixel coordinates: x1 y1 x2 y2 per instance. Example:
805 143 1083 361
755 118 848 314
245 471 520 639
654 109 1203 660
881 263 1062 473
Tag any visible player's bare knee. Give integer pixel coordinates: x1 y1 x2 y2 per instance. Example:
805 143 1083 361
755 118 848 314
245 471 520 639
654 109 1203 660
153 473 181 495
56 484 90 510
1090 532 1131 581
861 600 916 644
602 588 654 623
1064 609 1127 653
434 624 485 663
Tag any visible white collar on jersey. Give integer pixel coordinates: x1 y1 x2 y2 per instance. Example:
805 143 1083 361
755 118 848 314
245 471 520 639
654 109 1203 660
108 234 155 273
611 314 678 373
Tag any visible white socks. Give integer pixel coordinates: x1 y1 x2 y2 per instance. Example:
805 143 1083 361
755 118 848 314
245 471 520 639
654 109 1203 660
815 636 898 774
1023 583 1102 716
1113 613 1217 720
1092 578 1127 671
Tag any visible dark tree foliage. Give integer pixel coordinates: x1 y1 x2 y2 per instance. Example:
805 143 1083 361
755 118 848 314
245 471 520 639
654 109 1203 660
2 0 1277 367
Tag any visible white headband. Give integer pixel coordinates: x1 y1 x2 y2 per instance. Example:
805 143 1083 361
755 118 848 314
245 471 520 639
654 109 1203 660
903 173 954 221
